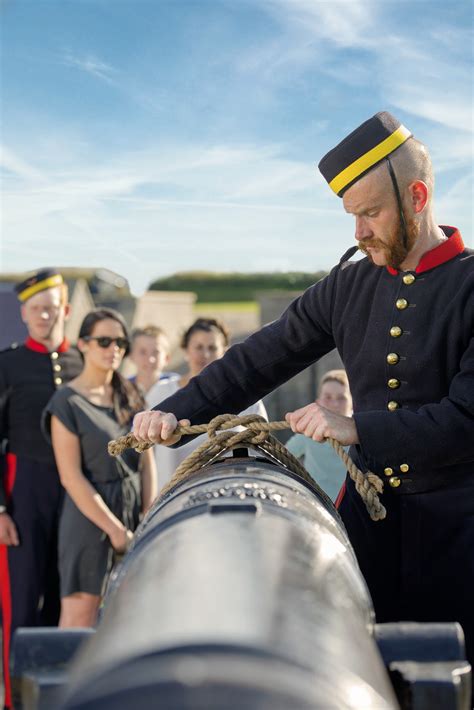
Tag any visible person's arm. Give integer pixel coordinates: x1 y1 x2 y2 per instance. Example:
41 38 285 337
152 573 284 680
133 271 338 444
51 415 131 552
139 447 157 513
0 361 10 510
0 456 19 544
158 286 335 425
0 359 19 546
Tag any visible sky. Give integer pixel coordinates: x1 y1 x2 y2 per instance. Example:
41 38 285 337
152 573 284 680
1 0 473 295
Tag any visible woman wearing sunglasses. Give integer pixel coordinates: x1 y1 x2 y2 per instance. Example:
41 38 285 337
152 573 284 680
43 308 156 627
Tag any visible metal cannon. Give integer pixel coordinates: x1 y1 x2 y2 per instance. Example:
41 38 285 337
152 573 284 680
11 450 472 709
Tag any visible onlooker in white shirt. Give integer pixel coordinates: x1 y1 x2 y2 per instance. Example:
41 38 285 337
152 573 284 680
147 318 267 494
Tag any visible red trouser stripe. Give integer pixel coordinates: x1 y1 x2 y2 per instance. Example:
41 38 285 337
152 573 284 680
334 480 346 509
1 453 17 709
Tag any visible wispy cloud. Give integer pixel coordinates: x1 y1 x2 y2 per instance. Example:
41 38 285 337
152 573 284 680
0 145 45 181
62 52 118 85
1 139 340 292
374 34 473 135
235 0 374 83
262 0 374 48
257 0 472 138
2 0 471 292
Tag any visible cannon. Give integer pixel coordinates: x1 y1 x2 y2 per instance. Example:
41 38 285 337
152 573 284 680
10 449 472 709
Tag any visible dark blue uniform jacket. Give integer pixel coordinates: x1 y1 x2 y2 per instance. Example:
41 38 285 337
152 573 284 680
156 226 473 496
0 338 83 504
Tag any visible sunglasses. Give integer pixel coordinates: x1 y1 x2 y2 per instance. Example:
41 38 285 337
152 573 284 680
83 336 129 350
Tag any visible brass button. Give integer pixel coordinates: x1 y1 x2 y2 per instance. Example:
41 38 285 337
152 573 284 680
51 352 59 360
400 464 410 473
388 378 400 389
54 377 63 386
390 326 402 338
386 352 399 365
396 298 408 310
403 274 416 285
389 476 401 488
387 400 399 411
53 364 62 372
384 467 393 476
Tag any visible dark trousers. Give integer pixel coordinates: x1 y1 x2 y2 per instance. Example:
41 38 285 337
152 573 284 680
0 455 63 708
338 475 474 668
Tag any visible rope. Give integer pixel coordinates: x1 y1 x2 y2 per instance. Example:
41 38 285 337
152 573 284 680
108 414 386 521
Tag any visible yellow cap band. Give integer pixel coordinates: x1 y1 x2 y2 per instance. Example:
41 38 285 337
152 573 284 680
18 274 64 302
329 124 412 195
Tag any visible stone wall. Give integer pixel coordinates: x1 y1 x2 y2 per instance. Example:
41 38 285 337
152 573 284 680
130 290 197 371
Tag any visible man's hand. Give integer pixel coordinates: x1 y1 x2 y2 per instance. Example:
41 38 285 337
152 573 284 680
132 410 190 447
0 512 19 546
285 402 359 446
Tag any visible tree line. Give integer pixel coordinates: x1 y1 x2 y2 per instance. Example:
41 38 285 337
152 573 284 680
149 271 328 303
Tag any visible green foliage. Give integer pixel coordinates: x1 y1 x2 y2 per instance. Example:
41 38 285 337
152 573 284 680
149 271 327 303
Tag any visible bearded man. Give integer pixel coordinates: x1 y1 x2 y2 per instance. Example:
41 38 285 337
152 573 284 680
0 269 83 709
132 112 474 671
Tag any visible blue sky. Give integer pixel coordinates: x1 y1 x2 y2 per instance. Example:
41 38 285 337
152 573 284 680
1 0 473 294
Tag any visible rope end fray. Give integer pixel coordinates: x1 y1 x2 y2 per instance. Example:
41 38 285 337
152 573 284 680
108 434 152 456
108 415 386 521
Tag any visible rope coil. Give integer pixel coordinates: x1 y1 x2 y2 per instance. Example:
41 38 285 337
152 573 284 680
108 414 386 521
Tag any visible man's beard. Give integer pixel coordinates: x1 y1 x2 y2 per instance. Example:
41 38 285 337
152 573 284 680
359 216 419 269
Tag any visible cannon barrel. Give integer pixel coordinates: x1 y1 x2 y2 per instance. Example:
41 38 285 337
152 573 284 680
58 454 398 709
12 452 470 709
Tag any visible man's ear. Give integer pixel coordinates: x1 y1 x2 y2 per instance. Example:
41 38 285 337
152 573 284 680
20 304 27 324
408 180 428 214
64 303 71 321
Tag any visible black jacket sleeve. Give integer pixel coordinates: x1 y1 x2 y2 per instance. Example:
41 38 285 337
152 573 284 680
154 270 338 438
0 355 11 507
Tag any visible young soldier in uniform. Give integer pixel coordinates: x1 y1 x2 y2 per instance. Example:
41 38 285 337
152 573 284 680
132 113 474 675
0 269 83 708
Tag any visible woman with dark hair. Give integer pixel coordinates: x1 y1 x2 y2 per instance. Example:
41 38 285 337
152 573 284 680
147 317 267 494
43 308 156 627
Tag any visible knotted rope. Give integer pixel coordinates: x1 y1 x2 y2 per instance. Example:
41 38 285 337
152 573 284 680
108 414 386 521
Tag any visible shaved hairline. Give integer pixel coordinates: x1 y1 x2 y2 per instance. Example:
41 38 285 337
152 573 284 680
389 137 434 198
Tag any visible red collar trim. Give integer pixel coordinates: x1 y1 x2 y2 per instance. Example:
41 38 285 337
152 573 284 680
386 227 464 276
25 337 70 354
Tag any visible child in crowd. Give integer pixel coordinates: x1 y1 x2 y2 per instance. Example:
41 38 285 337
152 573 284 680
286 370 352 502
128 326 178 396
148 317 267 494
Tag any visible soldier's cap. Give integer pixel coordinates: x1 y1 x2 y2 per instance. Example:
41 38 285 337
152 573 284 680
15 268 64 303
318 111 412 197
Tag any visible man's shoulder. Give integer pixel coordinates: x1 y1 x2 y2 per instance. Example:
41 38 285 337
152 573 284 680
460 246 474 262
438 247 474 282
0 342 25 366
0 342 20 356
326 250 379 288
0 344 37 385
